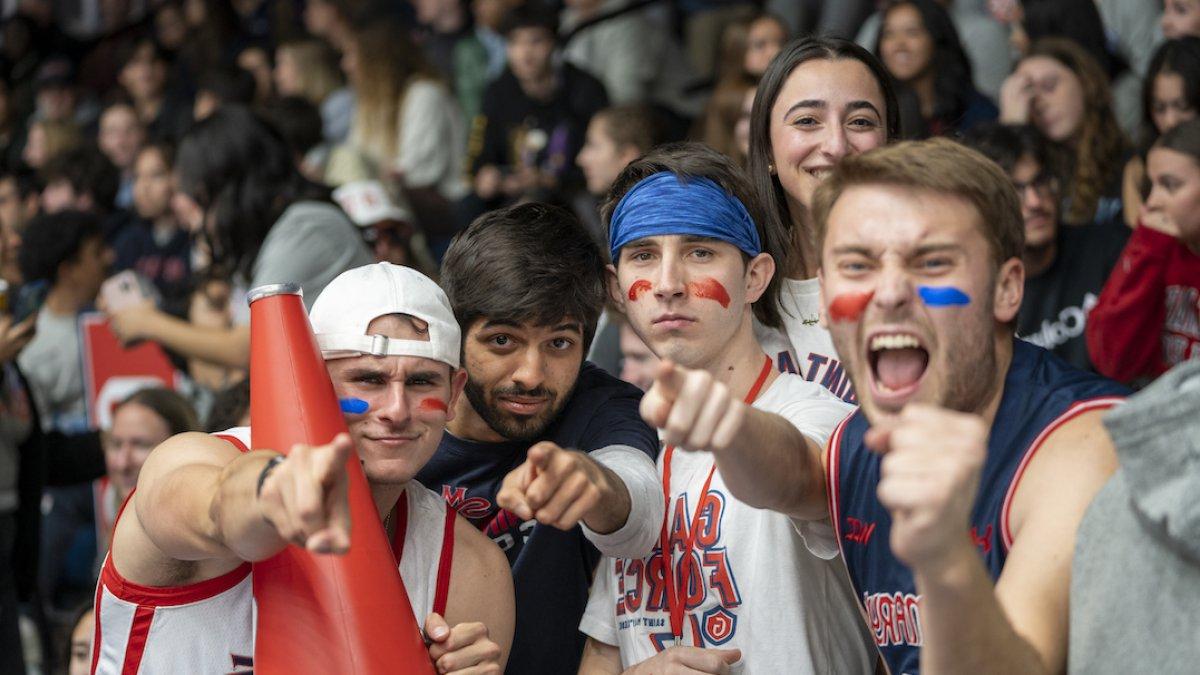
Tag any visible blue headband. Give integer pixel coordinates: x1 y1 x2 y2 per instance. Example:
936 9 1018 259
609 172 762 261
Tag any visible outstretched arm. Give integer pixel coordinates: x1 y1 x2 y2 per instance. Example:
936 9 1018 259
108 304 252 368
115 432 354 586
640 361 839 520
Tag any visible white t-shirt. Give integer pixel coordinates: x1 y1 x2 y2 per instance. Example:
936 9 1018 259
579 374 874 674
754 277 857 404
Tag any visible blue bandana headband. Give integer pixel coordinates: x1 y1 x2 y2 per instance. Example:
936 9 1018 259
608 172 762 262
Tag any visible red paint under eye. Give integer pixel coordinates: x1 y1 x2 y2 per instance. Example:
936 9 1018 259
628 279 652 301
418 398 448 413
828 291 874 322
687 278 731 308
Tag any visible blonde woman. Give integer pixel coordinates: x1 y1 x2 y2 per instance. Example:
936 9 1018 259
274 38 355 143
335 20 467 236
22 119 82 170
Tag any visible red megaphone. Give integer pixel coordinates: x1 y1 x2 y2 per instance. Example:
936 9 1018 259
248 283 435 674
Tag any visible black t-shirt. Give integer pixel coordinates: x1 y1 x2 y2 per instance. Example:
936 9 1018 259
468 63 608 192
415 362 658 675
111 218 192 318
1018 221 1129 370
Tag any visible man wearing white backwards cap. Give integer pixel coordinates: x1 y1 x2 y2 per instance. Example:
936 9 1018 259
93 263 514 674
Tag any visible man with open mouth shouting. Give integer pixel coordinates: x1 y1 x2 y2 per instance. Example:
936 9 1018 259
812 138 1128 675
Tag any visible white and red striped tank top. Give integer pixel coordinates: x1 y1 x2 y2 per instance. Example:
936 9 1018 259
91 427 457 674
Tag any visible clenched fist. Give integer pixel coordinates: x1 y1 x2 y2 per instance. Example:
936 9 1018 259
425 612 503 674
641 361 747 453
865 404 988 572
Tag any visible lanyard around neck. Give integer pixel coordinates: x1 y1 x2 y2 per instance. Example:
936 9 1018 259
657 355 773 646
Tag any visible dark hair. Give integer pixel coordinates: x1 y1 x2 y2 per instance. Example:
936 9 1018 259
1021 0 1122 80
197 65 257 108
875 0 975 133
175 105 329 277
137 139 176 169
118 36 170 72
601 142 782 329
1154 117 1200 165
64 600 94 670
0 164 41 200
317 0 370 22
177 0 241 75
499 5 558 39
748 36 899 277
441 203 606 348
117 388 201 436
42 146 120 213
18 210 101 284
260 96 325 158
961 123 1068 185
206 378 251 432
1143 38 1200 146
595 104 664 155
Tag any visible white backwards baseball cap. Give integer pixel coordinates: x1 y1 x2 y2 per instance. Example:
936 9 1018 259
309 262 461 368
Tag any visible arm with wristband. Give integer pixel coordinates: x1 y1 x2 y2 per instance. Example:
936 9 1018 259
113 431 355 589
639 359 839 521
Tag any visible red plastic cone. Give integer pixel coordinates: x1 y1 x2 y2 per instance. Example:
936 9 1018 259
248 283 435 674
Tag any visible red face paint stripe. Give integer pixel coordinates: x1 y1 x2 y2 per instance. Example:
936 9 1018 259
628 279 652 301
687 278 730 308
829 291 874 322
419 398 448 413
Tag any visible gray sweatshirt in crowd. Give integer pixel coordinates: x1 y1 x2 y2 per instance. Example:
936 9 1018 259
1069 359 1200 674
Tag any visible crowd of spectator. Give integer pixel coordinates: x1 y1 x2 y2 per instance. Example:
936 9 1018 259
0 0 1196 673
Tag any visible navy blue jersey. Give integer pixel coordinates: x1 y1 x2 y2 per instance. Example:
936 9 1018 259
415 363 659 675
828 340 1127 675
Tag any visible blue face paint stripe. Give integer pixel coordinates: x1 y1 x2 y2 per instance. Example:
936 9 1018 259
917 286 971 307
339 398 368 414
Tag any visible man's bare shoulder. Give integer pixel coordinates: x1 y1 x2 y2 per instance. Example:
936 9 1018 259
113 432 248 586
1008 408 1117 543
452 514 511 581
138 432 246 485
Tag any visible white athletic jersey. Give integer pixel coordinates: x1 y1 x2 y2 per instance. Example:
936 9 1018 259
579 375 875 674
92 427 456 675
754 277 857 404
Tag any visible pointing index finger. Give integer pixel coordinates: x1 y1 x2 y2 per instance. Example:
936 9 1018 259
652 360 685 399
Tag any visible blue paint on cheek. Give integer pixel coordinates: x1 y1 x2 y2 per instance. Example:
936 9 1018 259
339 397 369 414
917 286 971 307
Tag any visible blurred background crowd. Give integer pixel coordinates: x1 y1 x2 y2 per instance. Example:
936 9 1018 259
0 0 1194 673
